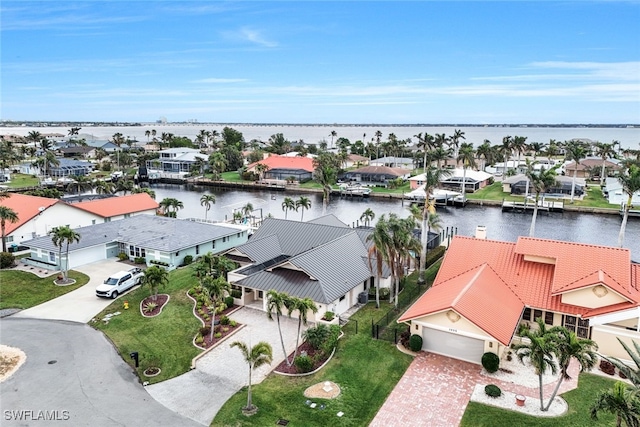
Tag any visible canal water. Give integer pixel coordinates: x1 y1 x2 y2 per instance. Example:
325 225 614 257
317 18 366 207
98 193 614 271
149 183 640 261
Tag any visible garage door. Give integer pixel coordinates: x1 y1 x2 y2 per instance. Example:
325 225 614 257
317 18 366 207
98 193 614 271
422 327 485 364
68 246 106 269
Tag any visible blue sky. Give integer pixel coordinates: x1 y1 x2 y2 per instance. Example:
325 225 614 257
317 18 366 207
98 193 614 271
2 1 639 124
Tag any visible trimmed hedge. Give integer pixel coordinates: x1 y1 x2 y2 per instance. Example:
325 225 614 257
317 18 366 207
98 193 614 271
485 384 501 398
481 352 500 373
426 245 446 267
409 334 423 352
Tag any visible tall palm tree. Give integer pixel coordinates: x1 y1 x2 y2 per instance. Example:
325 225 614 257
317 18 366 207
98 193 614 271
360 208 375 227
330 130 337 149
476 140 493 171
387 214 420 307
49 225 81 282
0 206 18 252
288 297 318 361
457 142 476 198
202 275 231 340
514 318 559 411
563 139 588 203
200 194 216 220
140 265 169 302
414 132 435 173
281 197 295 220
617 164 640 247
511 136 528 170
94 179 115 195
544 328 598 411
295 196 311 221
525 160 558 237
449 129 465 165
170 198 184 218
254 163 269 182
594 142 617 186
500 136 514 174
313 152 339 214
590 381 640 427
230 340 273 413
267 290 293 366
241 202 254 225
366 215 392 308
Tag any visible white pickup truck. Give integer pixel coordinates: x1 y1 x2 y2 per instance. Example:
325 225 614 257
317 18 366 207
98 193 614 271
96 267 145 299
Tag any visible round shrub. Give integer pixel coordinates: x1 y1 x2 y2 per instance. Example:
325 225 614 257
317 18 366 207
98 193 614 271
0 252 16 269
199 326 211 336
482 352 500 373
219 315 230 325
484 384 501 398
409 334 423 352
224 296 234 308
183 255 193 265
294 355 313 373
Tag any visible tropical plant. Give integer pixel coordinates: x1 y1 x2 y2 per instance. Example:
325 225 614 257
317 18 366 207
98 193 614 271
360 208 375 227
229 340 273 413
202 275 230 340
590 381 640 427
387 214 420 307
254 163 269 182
0 206 18 253
605 338 640 388
140 265 168 302
295 196 311 222
366 215 392 308
457 142 476 197
281 197 296 220
617 164 640 247
200 194 216 221
48 225 81 282
288 297 318 361
266 290 293 366
594 141 617 186
525 160 558 237
563 139 588 203
143 301 158 313
313 152 339 214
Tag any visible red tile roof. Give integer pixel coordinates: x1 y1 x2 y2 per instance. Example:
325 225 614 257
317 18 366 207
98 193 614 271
0 193 59 234
247 155 314 172
400 236 640 342
71 193 159 218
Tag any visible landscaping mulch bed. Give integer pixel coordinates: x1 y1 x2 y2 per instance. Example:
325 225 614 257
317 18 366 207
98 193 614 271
274 342 329 375
140 294 169 317
187 289 243 350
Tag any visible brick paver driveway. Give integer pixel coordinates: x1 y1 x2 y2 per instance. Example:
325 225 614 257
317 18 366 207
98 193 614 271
370 352 579 427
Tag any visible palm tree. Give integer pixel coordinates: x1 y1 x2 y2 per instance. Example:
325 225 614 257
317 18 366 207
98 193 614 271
511 136 528 171
241 202 254 225
387 214 420 307
360 208 375 227
457 142 476 198
544 328 598 411
131 187 156 200
49 226 81 282
281 197 296 220
202 275 231 340
329 130 337 149
617 164 640 247
254 163 269 182
525 160 558 237
591 381 640 427
67 175 94 194
563 139 588 203
514 318 559 411
0 206 18 252
115 177 134 195
476 140 493 171
594 142 617 186
449 129 465 165
267 290 293 366
366 215 392 308
200 194 216 220
140 265 168 302
414 132 435 172
295 196 311 221
313 152 339 214
288 297 318 361
606 338 640 388
230 340 273 413
500 136 514 174
94 179 115 195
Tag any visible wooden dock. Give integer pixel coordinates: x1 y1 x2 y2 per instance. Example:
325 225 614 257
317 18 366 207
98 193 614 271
502 199 564 213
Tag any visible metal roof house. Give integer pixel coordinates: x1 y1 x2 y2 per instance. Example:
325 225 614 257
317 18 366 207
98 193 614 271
225 216 393 320
22 215 250 272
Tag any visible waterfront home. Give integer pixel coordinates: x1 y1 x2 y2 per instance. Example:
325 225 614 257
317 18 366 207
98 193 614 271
0 193 159 248
501 173 585 197
370 156 414 169
147 147 208 176
409 168 493 193
564 157 622 180
246 155 315 182
604 177 640 207
399 234 640 364
225 217 392 320
341 165 410 187
58 146 96 159
22 215 250 271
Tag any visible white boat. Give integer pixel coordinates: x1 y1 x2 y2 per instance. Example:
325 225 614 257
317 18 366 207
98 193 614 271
339 184 372 197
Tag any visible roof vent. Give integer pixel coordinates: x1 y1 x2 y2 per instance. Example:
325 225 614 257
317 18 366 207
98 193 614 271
475 226 487 240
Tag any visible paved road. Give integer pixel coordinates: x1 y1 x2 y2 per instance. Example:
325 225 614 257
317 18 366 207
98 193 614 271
0 318 200 427
12 259 137 323
146 307 300 426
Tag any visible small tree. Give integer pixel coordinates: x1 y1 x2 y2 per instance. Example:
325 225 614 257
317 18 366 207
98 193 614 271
591 381 640 427
230 340 273 414
202 275 230 340
288 297 318 361
140 265 168 302
267 290 293 366
49 225 81 282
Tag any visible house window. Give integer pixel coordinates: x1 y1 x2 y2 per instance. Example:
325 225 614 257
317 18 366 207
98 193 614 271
124 213 131 218
522 308 531 321
563 316 589 338
92 219 96 225
195 245 199 255
545 312 554 325
237 233 240 238
533 310 543 322
212 240 216 249
129 245 135 256
49 251 56 262
6 236 13 243
104 218 111 222
339 295 346 302
223 236 227 243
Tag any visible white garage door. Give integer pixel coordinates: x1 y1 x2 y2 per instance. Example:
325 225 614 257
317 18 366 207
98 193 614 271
68 246 106 269
422 327 485 364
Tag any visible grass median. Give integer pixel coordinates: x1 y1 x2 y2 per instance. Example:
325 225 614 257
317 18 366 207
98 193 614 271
0 270 89 309
91 266 201 384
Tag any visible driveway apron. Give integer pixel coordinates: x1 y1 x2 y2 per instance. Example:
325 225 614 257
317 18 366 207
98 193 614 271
146 307 300 426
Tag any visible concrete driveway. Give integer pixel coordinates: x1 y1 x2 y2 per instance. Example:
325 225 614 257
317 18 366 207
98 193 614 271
13 259 137 323
146 307 300 426
0 318 200 427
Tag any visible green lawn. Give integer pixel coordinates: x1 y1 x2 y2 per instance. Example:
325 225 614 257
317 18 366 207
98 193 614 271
460 373 617 426
91 266 202 383
221 171 246 182
4 173 40 188
211 333 413 427
0 270 89 309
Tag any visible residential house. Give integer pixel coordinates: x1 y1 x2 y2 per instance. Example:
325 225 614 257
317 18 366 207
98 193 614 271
22 215 250 271
48 158 95 178
370 156 415 170
58 146 96 159
344 154 369 168
147 148 208 176
409 168 493 192
501 174 585 197
399 235 640 364
563 157 622 180
341 166 410 187
604 177 640 207
246 155 315 182
69 193 159 223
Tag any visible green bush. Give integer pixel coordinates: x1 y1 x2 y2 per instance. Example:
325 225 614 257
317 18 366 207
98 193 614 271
117 252 128 261
195 335 203 344
409 334 423 352
379 287 390 298
294 355 314 373
484 384 501 398
426 245 446 267
214 332 222 338
321 325 341 355
303 324 331 350
199 326 211 336
219 315 230 325
230 289 242 298
322 311 335 321
183 255 193 265
224 296 234 308
0 252 16 269
134 257 146 264
229 320 237 327
481 352 500 373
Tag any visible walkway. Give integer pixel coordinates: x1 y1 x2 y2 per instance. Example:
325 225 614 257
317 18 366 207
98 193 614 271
370 352 579 427
145 307 299 426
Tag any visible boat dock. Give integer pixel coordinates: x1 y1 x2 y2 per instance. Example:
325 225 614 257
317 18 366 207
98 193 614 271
502 199 564 213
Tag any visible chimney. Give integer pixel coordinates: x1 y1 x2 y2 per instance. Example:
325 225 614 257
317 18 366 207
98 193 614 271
475 226 487 240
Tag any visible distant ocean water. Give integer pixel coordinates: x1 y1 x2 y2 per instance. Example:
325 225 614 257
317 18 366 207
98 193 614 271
2 124 639 150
